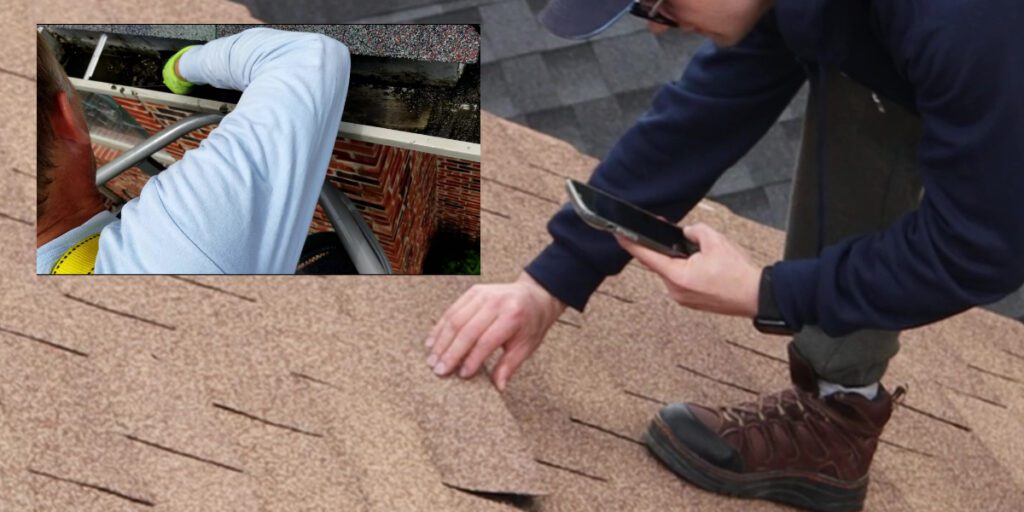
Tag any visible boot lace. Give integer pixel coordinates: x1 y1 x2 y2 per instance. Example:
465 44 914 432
892 384 908 406
720 390 807 427
721 383 909 428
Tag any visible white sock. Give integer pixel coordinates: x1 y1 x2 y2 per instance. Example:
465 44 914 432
818 380 879 400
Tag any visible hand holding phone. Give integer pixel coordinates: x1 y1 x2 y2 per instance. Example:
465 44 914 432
565 179 699 257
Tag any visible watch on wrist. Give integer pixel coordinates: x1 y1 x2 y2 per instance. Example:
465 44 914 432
752 265 795 336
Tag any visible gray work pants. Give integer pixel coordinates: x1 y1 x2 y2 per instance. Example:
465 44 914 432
786 69 923 386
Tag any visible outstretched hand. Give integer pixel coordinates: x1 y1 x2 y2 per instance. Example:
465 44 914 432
616 223 761 317
425 272 566 391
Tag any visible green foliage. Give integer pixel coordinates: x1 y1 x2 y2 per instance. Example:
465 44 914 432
440 249 480 275
423 229 480 275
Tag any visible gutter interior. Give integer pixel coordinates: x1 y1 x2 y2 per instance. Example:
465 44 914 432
50 28 480 143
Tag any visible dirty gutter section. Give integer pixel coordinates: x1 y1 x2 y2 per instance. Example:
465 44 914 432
45 26 481 148
71 77 479 163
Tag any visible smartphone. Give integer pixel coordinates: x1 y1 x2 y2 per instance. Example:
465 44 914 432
566 179 699 258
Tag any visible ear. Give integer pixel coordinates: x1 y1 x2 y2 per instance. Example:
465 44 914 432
52 90 90 145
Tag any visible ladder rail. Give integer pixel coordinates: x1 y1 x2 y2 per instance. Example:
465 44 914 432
94 113 392 274
95 113 223 186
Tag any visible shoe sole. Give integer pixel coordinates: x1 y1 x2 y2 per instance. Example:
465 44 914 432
644 414 867 512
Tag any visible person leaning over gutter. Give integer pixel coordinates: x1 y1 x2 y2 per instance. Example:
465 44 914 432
427 1 1024 510
36 28 350 274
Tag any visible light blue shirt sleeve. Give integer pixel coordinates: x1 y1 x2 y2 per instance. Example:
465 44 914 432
95 28 350 274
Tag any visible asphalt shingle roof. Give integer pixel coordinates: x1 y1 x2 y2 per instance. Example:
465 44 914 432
10 45 1024 505
6 4 1024 510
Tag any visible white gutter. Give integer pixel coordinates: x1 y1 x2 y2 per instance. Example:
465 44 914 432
337 122 480 163
70 77 481 163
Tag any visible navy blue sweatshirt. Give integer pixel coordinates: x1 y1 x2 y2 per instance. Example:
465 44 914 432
524 0 1024 337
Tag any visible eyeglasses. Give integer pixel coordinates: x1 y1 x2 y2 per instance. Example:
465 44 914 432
629 0 678 27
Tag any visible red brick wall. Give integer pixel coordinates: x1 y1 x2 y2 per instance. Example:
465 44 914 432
97 96 479 273
315 138 440 273
436 158 481 239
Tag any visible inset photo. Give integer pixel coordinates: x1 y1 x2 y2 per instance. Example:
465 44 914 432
37 24 480 275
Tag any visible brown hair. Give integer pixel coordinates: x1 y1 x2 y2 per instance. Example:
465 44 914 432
37 30 71 216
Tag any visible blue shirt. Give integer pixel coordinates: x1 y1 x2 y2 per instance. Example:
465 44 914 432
525 1 1024 337
37 28 351 274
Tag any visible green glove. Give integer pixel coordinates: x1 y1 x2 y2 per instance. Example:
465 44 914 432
163 45 197 95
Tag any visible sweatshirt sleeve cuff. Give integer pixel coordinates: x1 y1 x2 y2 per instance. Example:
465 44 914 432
524 241 606 312
770 258 820 332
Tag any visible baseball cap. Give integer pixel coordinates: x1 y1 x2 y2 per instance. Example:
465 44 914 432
538 0 634 40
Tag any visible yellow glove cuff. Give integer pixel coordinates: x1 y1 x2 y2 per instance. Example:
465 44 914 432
163 45 197 95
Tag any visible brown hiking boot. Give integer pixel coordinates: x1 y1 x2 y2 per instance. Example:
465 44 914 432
643 342 904 512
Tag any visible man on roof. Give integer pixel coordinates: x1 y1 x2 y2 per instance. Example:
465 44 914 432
36 27 350 274
427 1 1024 510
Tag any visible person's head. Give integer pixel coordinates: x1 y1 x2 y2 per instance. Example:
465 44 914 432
37 30 97 220
539 0 775 47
